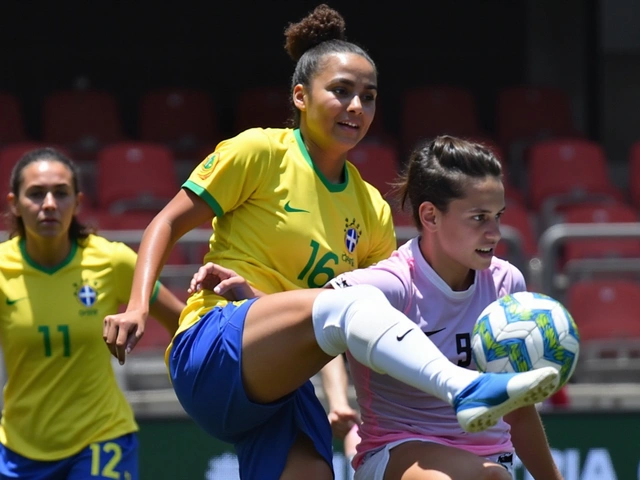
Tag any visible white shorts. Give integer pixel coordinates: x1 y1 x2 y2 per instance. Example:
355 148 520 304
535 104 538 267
354 438 514 480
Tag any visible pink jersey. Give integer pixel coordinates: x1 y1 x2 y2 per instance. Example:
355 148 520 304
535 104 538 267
329 237 527 468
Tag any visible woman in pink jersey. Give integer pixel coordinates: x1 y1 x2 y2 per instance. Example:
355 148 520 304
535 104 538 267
326 136 562 479
188 136 562 479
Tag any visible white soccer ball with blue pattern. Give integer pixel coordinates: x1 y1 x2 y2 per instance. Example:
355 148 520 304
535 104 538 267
471 291 580 389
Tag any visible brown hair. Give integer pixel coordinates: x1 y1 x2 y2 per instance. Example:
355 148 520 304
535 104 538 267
395 136 503 228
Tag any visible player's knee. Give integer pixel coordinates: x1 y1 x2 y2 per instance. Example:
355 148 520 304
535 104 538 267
480 465 513 480
312 284 388 357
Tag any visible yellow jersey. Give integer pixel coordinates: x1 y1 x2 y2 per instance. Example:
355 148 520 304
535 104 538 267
177 128 396 337
0 235 159 460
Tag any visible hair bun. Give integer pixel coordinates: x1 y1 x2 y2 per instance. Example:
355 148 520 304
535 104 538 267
284 4 347 61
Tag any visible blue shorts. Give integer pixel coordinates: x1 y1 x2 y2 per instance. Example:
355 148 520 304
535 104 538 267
0 433 138 480
169 299 334 480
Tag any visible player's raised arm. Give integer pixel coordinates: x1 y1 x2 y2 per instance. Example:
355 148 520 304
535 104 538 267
103 188 213 363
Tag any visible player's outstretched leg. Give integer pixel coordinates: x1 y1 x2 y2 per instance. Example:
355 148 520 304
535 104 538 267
312 285 560 433
453 367 559 433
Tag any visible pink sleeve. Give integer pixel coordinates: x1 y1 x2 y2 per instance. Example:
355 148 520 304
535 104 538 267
328 262 411 313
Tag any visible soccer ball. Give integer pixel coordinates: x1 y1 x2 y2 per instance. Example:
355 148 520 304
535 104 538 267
471 291 580 389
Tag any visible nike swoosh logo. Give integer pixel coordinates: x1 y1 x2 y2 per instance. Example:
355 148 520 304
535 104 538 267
284 201 309 213
396 328 413 341
5 297 26 306
424 327 446 337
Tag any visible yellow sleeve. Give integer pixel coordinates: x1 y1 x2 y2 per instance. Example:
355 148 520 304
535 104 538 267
182 128 273 217
361 200 397 267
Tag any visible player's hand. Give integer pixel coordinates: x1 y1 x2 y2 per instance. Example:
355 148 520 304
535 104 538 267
188 262 256 301
327 405 360 440
103 308 147 365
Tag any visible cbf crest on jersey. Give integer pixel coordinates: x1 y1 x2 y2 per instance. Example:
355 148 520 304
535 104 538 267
343 218 362 254
73 280 99 315
197 153 217 180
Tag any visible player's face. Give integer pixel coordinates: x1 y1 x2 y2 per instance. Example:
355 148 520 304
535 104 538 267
430 176 505 287
297 52 377 150
10 160 79 240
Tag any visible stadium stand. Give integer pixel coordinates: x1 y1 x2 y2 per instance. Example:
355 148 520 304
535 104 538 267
496 85 576 152
102 210 190 265
96 142 179 214
495 86 578 188
232 85 292 135
628 140 640 209
42 88 125 160
138 87 220 158
0 92 28 145
347 142 400 199
558 202 640 267
567 279 640 383
76 204 115 231
526 138 625 228
400 85 481 156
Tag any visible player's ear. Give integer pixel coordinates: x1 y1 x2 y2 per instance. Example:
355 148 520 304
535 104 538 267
7 193 18 217
419 202 438 232
293 84 307 112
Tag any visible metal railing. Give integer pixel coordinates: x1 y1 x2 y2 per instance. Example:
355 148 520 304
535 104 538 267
538 223 640 298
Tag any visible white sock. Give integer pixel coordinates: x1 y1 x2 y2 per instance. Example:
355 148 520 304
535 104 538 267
312 285 480 404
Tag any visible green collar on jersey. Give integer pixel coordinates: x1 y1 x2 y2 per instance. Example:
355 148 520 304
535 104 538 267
19 237 79 275
294 129 349 193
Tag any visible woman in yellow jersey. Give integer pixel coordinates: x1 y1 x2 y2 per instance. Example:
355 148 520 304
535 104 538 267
0 147 184 479
105 4 392 478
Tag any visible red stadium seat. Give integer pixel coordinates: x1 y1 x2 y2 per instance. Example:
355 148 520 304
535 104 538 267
138 88 220 157
348 143 400 198
628 141 640 209
526 138 623 213
496 201 538 260
400 85 481 155
559 203 640 265
76 205 114 231
496 86 576 151
106 211 189 265
233 85 292 134
42 89 125 159
0 92 28 145
361 101 398 148
566 279 640 341
96 142 178 213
